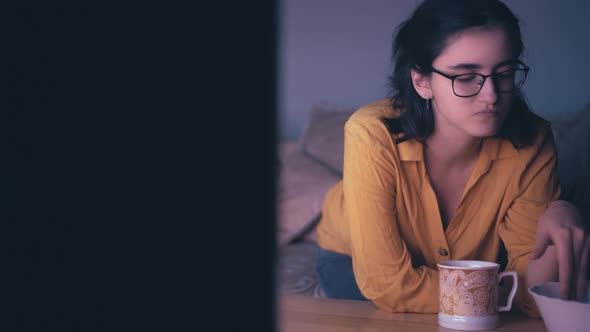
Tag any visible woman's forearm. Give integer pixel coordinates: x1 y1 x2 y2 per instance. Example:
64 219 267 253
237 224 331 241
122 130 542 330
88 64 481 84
526 245 558 288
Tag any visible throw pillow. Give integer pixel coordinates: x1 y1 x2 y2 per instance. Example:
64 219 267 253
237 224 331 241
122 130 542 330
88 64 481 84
300 102 357 176
277 142 340 246
548 103 590 225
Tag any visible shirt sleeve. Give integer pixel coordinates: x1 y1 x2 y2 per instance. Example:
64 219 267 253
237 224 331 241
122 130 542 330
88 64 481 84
498 125 561 318
343 119 439 313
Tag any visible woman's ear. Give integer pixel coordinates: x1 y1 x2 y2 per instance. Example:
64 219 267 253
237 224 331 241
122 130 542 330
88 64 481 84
411 67 433 99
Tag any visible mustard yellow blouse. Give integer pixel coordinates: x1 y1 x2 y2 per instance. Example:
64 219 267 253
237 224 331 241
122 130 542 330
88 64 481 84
317 99 560 317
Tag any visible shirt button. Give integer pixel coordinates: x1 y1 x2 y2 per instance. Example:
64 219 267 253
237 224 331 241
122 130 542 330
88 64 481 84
439 248 449 256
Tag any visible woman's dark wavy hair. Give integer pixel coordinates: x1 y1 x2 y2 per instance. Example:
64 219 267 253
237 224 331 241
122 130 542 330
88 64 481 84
384 0 541 148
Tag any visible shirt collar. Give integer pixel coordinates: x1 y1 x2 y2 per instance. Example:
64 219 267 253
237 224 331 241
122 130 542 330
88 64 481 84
397 137 423 161
481 137 519 160
397 136 519 161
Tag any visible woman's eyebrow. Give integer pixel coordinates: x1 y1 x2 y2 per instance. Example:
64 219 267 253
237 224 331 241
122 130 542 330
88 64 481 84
446 59 517 71
494 59 519 68
446 63 482 70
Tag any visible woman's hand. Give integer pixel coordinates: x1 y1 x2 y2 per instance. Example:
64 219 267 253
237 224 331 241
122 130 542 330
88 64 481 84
529 200 590 301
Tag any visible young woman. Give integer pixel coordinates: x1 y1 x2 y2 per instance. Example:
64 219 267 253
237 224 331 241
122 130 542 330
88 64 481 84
315 0 589 317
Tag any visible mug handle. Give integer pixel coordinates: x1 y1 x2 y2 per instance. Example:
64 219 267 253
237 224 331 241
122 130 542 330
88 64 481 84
498 271 518 312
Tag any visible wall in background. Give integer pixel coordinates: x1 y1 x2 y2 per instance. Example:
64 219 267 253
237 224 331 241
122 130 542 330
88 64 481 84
278 0 590 139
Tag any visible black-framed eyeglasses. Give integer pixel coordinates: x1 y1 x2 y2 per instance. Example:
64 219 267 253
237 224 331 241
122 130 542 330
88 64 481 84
428 60 529 98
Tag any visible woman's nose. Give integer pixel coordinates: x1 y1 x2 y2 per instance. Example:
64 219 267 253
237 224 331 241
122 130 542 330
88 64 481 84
477 77 499 103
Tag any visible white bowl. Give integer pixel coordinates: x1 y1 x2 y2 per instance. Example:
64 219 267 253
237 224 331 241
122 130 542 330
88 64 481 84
528 282 590 332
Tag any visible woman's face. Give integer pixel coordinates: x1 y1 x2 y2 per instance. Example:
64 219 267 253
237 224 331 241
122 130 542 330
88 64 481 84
427 26 516 139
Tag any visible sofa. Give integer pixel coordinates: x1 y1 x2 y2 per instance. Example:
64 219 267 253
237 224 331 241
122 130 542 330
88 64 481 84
277 101 590 298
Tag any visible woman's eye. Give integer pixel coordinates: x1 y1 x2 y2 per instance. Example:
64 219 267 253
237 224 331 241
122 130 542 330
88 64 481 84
456 75 478 82
495 71 516 81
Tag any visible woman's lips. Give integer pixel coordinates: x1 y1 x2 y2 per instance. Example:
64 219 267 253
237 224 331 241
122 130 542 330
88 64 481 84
474 111 499 117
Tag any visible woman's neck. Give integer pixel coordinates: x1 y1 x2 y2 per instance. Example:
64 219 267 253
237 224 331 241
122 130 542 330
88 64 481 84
424 128 482 169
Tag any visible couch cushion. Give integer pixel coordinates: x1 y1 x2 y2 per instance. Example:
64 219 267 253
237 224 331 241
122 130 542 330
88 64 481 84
300 103 356 176
278 142 340 245
278 241 320 296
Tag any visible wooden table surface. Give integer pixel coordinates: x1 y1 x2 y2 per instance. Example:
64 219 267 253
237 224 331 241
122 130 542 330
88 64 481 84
279 295 547 332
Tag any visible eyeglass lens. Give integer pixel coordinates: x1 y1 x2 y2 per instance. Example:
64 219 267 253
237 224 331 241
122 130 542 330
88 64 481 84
453 69 527 97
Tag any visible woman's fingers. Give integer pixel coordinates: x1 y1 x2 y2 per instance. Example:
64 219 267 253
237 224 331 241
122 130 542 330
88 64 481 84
576 236 590 302
533 201 587 301
554 227 574 299
571 228 585 300
531 226 551 260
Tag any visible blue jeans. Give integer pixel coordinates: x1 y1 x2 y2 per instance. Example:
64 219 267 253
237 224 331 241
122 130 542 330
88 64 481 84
315 247 368 301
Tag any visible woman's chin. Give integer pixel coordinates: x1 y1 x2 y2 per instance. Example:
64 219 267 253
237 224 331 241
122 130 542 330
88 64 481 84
467 125 501 138
467 113 506 137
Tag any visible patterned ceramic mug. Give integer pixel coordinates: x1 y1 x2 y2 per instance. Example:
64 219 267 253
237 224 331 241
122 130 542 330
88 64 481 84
437 260 518 331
